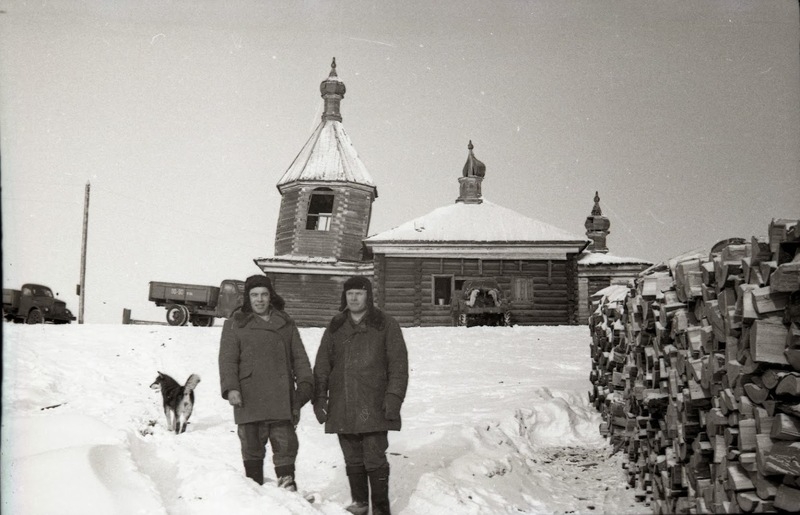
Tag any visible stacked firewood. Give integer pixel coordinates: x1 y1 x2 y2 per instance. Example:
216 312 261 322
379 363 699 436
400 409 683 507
589 219 800 514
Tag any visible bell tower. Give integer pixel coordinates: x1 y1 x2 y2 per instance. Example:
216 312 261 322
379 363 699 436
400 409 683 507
272 58 378 262
584 191 610 253
456 140 485 204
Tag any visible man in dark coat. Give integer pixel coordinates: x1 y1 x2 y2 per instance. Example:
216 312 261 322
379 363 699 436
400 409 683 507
313 276 409 515
219 275 313 491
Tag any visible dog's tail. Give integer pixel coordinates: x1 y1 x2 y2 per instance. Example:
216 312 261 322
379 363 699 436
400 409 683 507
183 373 201 393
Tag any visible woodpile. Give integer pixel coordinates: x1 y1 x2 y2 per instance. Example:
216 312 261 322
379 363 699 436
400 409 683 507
589 219 800 514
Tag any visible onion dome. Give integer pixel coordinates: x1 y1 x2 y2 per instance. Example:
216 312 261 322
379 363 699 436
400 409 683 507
320 57 346 122
462 140 486 177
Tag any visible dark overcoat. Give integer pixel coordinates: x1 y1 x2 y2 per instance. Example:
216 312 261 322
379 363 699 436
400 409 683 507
314 307 409 434
219 310 313 425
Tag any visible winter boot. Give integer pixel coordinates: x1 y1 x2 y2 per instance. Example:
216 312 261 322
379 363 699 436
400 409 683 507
345 465 369 515
368 464 391 515
243 459 264 485
275 464 297 492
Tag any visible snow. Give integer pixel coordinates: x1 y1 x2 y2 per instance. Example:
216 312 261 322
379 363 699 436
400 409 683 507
2 323 645 514
365 200 587 243
577 252 652 266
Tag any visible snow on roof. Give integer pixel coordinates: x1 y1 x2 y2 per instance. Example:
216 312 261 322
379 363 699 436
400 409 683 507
592 284 631 303
578 251 652 266
254 254 338 263
276 119 375 190
365 200 588 243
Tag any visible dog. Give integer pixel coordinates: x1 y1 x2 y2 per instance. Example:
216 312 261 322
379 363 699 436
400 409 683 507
150 372 201 434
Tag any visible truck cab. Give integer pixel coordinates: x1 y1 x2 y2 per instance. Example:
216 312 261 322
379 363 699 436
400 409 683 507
3 283 75 324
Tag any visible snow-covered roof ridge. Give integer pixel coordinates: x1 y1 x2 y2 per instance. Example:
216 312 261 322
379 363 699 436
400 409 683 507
365 199 588 243
578 251 652 266
276 120 375 190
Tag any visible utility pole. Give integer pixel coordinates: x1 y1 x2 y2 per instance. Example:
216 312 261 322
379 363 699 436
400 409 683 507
79 181 90 324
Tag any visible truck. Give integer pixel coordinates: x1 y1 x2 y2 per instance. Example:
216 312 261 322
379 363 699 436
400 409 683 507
452 278 512 327
148 279 245 326
3 284 76 324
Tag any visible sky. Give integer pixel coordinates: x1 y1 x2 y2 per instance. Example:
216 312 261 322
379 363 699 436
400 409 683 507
2 323 645 514
1 0 798 324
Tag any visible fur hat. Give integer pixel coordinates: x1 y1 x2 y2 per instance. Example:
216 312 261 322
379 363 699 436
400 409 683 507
242 274 285 313
339 276 373 311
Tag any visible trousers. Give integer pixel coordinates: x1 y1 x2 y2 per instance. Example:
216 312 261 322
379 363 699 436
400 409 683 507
238 420 298 467
337 431 389 472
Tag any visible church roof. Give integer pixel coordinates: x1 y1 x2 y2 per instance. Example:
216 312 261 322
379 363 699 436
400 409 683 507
365 200 588 244
276 59 376 195
275 119 376 192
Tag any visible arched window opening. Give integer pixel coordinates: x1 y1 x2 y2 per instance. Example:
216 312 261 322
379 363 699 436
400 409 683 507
306 190 335 231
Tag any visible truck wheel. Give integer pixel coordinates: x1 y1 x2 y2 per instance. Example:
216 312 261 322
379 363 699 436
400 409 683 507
26 309 43 324
191 315 214 327
166 305 189 326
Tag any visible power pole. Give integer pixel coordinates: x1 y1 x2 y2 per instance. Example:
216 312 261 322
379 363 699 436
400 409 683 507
79 181 90 324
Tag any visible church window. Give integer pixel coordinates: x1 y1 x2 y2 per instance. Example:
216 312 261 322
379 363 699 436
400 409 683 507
306 190 335 231
432 275 453 306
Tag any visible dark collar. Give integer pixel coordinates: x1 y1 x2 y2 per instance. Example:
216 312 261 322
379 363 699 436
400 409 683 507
328 307 385 333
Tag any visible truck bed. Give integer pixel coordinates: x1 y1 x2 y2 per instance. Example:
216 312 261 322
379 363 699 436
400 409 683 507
148 282 220 307
3 289 21 309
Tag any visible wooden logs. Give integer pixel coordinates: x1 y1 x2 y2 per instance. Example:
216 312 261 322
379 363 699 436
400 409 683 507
589 218 800 513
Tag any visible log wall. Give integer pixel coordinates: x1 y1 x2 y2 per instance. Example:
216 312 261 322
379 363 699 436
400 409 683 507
375 254 581 327
268 272 349 327
589 219 800 514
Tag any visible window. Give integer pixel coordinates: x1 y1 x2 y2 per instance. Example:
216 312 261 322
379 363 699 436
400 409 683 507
512 277 534 302
432 276 453 306
306 190 334 231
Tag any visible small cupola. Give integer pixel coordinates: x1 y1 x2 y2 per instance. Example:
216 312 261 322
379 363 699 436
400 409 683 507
584 191 610 253
320 57 346 122
456 141 485 204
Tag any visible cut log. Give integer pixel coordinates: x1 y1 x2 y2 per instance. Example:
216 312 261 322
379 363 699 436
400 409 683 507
786 348 800 372
736 490 763 512
744 382 770 405
751 235 773 263
727 463 755 491
750 318 789 365
775 484 800 511
752 469 780 499
770 258 800 292
739 419 758 452
751 286 790 315
770 413 800 441
758 439 800 476
738 284 759 321
775 402 800 418
755 406 775 435
776 373 800 396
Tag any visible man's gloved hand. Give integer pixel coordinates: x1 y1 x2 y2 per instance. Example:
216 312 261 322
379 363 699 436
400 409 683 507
313 398 328 424
383 393 402 421
294 382 313 409
227 390 243 407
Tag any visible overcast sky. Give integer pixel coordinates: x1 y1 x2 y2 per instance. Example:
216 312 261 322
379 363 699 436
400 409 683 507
1 0 798 324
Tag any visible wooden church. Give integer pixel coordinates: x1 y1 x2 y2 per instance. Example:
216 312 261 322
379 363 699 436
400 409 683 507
364 142 591 326
255 60 649 327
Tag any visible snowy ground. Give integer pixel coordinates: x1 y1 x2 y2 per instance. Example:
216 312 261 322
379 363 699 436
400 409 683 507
1 323 646 514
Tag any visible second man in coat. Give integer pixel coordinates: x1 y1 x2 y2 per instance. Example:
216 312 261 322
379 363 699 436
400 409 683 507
313 276 409 515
